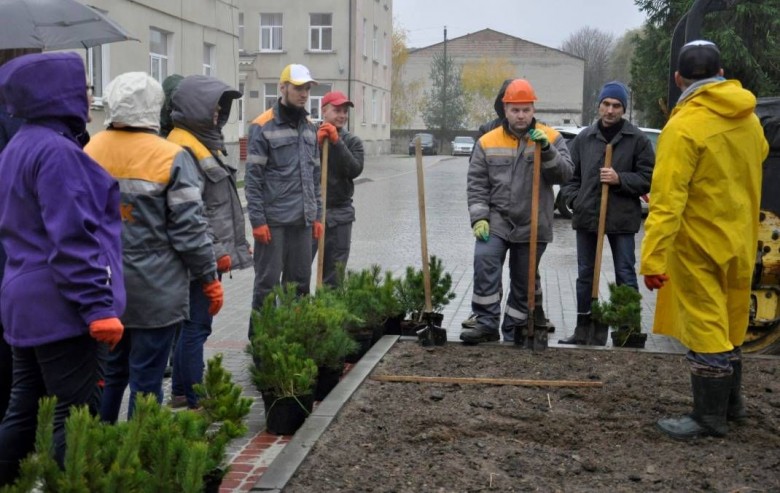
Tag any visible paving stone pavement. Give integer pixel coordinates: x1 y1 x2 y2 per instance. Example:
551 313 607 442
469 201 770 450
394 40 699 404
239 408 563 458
141 153 686 490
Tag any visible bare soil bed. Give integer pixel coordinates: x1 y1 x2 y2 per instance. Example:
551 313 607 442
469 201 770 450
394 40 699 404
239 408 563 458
284 342 780 492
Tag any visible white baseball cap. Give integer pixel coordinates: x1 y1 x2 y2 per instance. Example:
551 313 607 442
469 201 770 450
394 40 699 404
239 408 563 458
279 64 317 86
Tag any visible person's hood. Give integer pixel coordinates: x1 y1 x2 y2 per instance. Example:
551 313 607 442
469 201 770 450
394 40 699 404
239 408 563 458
493 79 514 120
171 75 241 152
160 74 184 137
104 72 164 131
0 52 87 126
675 78 756 120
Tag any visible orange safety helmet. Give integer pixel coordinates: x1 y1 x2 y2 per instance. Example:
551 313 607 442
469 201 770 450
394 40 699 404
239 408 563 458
502 79 537 104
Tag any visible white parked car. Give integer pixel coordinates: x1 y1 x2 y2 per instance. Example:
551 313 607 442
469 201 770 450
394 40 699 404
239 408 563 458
551 125 657 218
451 136 475 156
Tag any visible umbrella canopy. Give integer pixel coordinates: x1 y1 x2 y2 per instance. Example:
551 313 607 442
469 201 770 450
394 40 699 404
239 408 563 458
0 0 138 50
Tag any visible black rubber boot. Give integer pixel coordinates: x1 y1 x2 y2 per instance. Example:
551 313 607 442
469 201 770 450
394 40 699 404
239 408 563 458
558 314 590 345
656 372 731 440
459 328 500 345
587 322 609 346
728 357 746 423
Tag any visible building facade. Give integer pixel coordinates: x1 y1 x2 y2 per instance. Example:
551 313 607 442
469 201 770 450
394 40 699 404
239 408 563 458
84 0 242 162
237 0 392 155
402 29 584 130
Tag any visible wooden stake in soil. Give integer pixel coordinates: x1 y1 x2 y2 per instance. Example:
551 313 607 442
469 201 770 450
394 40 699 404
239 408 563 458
371 374 603 388
316 140 329 289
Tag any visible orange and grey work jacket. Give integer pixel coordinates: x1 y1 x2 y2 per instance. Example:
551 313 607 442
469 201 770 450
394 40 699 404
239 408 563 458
467 121 573 243
85 129 216 328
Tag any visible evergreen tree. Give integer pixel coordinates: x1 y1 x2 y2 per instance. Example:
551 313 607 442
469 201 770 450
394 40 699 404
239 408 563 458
421 51 466 145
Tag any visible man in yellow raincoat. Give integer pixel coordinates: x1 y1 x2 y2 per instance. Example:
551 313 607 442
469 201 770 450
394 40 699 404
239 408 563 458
641 40 769 440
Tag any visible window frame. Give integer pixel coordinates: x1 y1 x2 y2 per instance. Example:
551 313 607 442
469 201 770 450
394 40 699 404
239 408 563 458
260 13 283 52
308 13 333 52
264 83 278 111
149 27 169 83
202 43 215 76
86 44 109 106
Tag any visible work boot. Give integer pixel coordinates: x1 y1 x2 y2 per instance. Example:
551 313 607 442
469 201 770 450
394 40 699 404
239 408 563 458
558 314 590 345
461 313 477 329
587 321 609 346
459 327 500 345
656 372 731 440
727 357 746 423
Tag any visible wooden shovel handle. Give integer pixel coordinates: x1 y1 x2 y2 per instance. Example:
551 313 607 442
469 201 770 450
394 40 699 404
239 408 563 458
591 144 612 299
415 137 433 312
316 140 329 289
527 144 542 313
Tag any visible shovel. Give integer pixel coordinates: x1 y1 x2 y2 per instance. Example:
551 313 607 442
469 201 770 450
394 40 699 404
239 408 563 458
584 143 613 346
316 140 329 289
413 137 447 347
521 144 547 351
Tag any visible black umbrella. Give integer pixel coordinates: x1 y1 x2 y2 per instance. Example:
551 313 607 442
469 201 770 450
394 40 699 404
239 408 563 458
0 0 138 50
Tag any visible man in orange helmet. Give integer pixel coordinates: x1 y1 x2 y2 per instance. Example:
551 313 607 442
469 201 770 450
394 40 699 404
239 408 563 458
461 79 573 345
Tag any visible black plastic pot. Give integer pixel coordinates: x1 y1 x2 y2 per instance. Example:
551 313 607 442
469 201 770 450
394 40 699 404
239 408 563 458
315 364 344 401
262 392 314 435
202 467 225 493
610 330 647 348
383 313 405 335
345 331 374 363
371 323 385 345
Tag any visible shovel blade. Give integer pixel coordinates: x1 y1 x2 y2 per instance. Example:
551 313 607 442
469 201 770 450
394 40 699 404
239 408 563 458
533 325 548 351
523 321 535 350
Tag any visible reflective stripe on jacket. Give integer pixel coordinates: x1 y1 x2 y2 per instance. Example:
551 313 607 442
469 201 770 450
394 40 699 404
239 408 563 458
86 129 216 329
468 122 574 243
168 128 252 270
640 79 769 353
245 104 322 227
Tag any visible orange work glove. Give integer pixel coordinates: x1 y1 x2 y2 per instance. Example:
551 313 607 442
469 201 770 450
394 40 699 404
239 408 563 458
253 225 271 245
312 221 324 240
89 317 124 350
202 279 224 316
216 255 232 273
644 274 669 291
317 122 339 146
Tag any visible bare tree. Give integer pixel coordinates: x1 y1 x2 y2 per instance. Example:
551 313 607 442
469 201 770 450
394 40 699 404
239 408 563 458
561 27 615 126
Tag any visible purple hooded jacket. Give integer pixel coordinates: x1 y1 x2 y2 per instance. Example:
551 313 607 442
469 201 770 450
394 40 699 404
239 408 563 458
0 52 125 347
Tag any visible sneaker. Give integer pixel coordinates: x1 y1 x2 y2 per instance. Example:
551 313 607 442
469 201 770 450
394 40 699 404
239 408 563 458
459 328 500 345
168 395 188 409
461 313 477 329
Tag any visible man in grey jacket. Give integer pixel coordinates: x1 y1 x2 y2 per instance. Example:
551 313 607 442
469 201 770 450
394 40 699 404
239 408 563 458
246 64 322 337
558 81 654 345
313 90 364 286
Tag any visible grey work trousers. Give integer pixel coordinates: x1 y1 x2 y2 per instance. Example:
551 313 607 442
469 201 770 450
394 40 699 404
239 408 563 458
251 224 312 312
311 222 353 287
471 234 547 336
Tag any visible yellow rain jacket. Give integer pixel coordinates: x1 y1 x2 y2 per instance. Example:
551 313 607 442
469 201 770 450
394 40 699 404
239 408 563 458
640 79 768 353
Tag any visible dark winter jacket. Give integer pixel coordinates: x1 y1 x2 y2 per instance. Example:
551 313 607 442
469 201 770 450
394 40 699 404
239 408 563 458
560 120 655 233
0 52 125 346
476 79 513 140
322 126 364 226
0 108 22 289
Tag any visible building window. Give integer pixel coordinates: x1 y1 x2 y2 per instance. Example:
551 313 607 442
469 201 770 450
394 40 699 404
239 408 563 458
309 13 332 52
361 86 366 124
203 43 215 76
260 13 283 52
238 82 245 137
264 83 278 110
308 83 332 122
372 26 379 60
238 12 244 53
382 92 386 123
86 45 107 103
372 89 377 124
362 18 367 57
149 28 169 83
383 32 388 65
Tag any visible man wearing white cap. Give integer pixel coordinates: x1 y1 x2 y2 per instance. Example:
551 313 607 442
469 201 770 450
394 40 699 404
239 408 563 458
313 90 364 286
245 64 323 335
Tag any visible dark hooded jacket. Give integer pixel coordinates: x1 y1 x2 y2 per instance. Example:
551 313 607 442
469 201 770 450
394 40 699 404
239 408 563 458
159 74 183 138
168 75 252 270
0 52 125 347
476 79 513 140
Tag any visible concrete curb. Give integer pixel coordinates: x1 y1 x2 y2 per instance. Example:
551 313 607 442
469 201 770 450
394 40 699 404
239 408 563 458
251 334 399 492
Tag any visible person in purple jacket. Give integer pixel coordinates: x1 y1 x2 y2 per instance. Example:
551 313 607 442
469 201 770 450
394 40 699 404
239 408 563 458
0 52 126 486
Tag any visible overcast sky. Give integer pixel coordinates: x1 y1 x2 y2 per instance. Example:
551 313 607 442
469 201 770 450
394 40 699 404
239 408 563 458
393 0 649 49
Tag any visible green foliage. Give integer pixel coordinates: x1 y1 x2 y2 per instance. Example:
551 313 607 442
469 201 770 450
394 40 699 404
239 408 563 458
632 0 780 127
422 51 466 139
248 331 317 397
591 283 643 333
1 356 251 493
334 265 401 332
396 255 456 321
248 284 359 369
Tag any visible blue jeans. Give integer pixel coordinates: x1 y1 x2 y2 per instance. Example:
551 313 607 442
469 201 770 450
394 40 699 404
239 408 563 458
575 230 638 313
172 279 213 408
100 325 177 423
0 334 104 486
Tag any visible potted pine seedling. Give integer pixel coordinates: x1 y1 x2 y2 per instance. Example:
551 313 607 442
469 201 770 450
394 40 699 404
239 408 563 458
395 255 456 336
591 283 647 348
